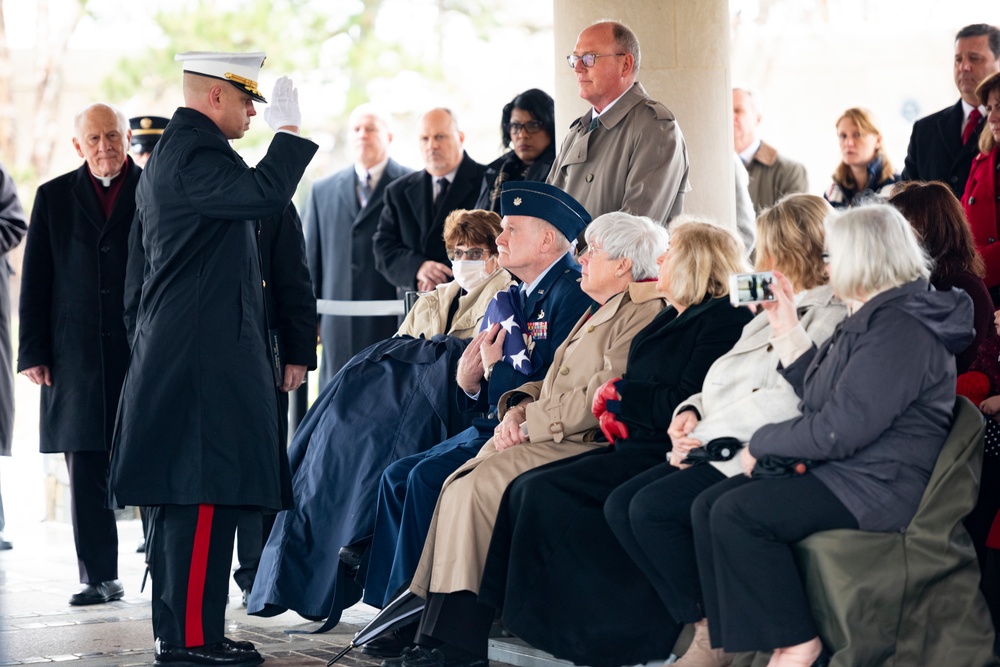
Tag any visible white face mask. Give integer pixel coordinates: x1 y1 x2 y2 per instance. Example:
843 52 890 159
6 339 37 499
452 260 492 291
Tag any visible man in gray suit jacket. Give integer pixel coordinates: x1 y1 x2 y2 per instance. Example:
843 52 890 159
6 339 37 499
304 105 412 387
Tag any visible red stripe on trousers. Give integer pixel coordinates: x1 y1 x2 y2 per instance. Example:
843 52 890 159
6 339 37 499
185 504 215 647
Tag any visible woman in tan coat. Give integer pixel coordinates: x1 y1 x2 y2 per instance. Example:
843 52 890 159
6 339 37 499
395 212 670 667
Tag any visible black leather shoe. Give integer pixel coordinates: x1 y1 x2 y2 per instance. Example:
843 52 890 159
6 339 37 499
338 545 365 570
362 628 416 658
154 638 263 665
223 637 255 651
69 579 124 606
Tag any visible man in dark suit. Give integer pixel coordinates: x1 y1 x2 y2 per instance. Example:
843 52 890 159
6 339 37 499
902 23 1000 197
373 108 484 293
18 103 138 605
305 105 412 387
0 161 27 552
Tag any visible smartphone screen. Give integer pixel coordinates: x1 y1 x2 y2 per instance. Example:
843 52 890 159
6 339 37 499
729 271 776 306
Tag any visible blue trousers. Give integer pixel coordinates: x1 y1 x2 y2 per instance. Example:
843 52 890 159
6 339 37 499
363 426 488 607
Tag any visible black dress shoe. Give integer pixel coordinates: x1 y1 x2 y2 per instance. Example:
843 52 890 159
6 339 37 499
362 628 416 658
223 637 255 651
69 579 124 606
154 638 262 665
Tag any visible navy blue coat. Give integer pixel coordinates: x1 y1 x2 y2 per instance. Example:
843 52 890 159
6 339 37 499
109 108 317 509
372 152 484 290
304 158 412 385
902 100 984 198
18 160 139 453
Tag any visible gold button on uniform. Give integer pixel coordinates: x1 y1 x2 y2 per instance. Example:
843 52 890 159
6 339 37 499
559 366 570 375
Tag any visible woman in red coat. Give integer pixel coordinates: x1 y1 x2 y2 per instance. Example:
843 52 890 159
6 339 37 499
962 70 1000 303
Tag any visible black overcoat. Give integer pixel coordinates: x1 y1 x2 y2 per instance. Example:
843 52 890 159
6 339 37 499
372 151 484 290
479 297 753 667
304 158 412 385
901 100 985 198
109 107 317 509
18 160 139 453
0 162 26 456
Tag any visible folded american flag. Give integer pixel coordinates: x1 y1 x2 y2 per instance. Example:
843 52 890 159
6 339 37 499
479 285 534 375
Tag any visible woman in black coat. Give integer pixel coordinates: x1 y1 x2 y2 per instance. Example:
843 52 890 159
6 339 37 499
475 89 556 213
477 221 753 667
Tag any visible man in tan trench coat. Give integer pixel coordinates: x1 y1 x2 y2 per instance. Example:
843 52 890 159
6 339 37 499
547 21 690 225
396 213 669 667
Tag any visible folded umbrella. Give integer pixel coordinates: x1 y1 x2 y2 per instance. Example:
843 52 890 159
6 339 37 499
326 589 425 666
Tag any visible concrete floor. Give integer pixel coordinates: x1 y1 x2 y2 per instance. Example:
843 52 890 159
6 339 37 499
0 516 387 666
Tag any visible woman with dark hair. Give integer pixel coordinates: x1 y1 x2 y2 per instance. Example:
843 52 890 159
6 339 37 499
824 108 899 208
475 89 556 213
889 180 991 374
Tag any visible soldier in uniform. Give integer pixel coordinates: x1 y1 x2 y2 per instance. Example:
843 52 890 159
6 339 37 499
128 115 169 168
108 52 317 666
358 181 594 656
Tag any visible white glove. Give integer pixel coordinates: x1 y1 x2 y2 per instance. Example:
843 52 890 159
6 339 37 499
264 76 301 131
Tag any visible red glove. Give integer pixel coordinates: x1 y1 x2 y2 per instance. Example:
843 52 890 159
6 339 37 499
599 411 629 444
592 377 622 418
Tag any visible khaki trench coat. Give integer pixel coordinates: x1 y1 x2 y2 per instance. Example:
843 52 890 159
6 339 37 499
395 269 516 340
410 282 667 597
745 141 809 214
547 83 690 225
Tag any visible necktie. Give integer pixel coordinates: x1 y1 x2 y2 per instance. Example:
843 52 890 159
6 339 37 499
434 178 450 215
963 109 983 146
358 172 372 207
588 114 600 132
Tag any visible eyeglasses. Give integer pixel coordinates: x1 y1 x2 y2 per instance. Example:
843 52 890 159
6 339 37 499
566 53 625 68
579 245 607 258
447 248 491 261
507 120 545 136
821 252 831 263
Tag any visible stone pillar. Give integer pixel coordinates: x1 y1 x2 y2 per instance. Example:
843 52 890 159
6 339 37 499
551 0 735 229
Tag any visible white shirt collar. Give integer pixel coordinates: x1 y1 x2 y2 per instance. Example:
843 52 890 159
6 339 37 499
593 86 632 118
738 138 761 165
962 99 987 121
355 157 389 187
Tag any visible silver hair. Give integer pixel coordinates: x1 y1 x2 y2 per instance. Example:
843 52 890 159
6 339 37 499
585 212 668 280
826 204 932 302
74 103 129 137
349 103 394 134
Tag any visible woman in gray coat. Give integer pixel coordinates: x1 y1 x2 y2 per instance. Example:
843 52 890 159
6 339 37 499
692 204 973 666
605 194 846 667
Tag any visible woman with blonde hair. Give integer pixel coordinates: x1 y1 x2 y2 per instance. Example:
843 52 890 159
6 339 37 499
474 220 755 667
962 70 1000 299
824 108 898 208
593 194 846 667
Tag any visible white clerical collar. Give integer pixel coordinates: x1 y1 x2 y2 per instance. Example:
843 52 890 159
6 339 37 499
593 86 631 118
738 138 761 165
355 156 389 187
91 169 121 187
962 99 986 121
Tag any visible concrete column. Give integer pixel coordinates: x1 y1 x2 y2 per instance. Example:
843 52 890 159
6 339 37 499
551 0 735 229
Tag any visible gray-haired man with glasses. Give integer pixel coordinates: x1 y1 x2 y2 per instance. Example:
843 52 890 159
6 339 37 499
548 20 690 227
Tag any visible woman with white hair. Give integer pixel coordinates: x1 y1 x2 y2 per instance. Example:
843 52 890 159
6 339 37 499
398 212 674 667
475 220 754 667
692 204 974 667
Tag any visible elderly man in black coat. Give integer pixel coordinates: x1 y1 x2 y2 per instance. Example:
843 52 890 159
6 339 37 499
305 105 412 387
373 107 484 293
0 161 27 551
108 51 317 667
18 103 138 605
